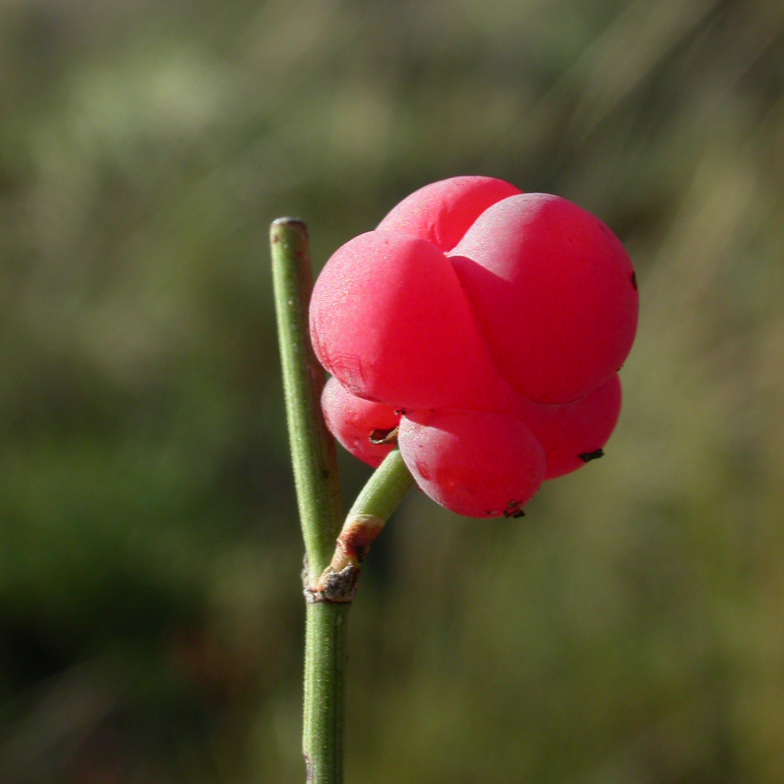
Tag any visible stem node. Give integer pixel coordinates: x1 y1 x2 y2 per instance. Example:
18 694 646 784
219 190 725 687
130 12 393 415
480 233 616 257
305 564 361 604
272 220 415 784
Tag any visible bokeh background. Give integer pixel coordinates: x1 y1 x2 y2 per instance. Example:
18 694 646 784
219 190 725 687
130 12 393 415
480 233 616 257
2 0 784 781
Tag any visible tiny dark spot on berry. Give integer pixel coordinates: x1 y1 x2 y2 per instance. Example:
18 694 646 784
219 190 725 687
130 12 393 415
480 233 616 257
631 272 638 290
502 500 525 518
578 448 605 463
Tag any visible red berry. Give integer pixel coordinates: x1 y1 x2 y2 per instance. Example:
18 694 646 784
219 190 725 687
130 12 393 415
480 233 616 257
309 178 638 517
321 376 400 468
450 193 638 403
512 374 622 479
309 230 515 411
376 176 522 252
398 409 546 518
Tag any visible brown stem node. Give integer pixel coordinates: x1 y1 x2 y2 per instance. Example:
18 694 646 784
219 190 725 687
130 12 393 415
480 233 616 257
303 514 387 604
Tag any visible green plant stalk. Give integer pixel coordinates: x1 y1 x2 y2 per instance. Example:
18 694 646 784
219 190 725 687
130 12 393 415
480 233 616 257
348 449 414 522
271 218 346 784
314 450 415 598
270 218 344 577
271 219 415 784
303 601 350 783
301 453 413 784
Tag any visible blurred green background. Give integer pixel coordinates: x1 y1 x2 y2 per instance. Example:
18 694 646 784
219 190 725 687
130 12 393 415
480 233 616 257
1 0 783 781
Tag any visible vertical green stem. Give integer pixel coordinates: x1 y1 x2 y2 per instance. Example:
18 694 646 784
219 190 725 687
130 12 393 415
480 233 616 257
304 602 350 783
272 220 415 784
270 218 346 784
270 218 343 576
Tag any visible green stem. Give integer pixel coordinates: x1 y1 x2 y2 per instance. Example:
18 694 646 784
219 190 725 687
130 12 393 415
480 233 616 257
271 218 346 784
312 450 414 601
271 220 415 784
303 602 350 784
303 452 413 780
270 218 343 579
347 449 414 522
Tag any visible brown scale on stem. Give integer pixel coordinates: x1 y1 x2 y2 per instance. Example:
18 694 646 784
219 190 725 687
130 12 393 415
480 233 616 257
305 514 387 604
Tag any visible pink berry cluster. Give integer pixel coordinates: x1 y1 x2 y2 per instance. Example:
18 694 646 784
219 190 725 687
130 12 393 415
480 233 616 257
309 177 638 518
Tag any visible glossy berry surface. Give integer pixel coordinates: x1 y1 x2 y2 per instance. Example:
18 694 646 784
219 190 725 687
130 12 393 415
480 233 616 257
311 176 638 517
321 376 400 468
376 176 522 252
450 193 638 403
512 374 622 479
398 410 546 518
309 230 513 411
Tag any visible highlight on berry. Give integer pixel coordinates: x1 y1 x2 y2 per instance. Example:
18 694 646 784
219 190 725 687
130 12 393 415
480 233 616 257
310 177 639 517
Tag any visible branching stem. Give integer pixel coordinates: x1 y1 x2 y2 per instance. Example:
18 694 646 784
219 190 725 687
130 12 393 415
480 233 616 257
271 218 345 784
271 219 414 784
